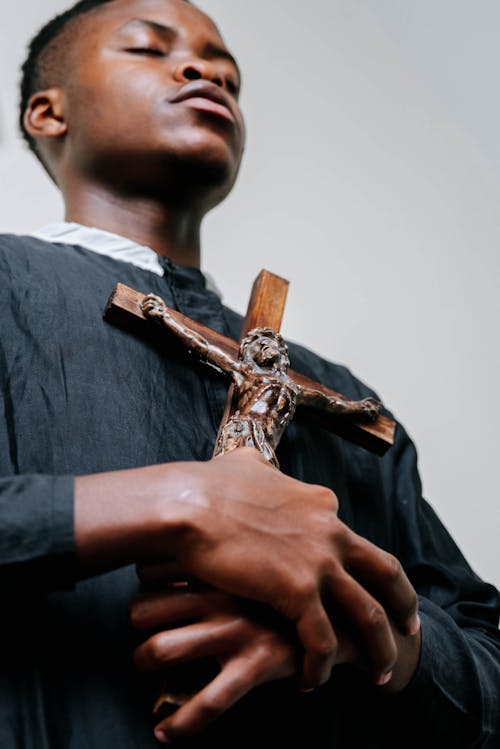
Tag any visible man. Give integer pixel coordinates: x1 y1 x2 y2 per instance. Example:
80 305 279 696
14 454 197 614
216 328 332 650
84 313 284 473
0 0 498 746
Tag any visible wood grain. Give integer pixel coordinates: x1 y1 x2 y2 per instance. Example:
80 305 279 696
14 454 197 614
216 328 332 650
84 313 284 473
240 269 289 337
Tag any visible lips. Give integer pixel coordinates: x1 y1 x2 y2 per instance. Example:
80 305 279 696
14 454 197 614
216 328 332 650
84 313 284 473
170 80 236 123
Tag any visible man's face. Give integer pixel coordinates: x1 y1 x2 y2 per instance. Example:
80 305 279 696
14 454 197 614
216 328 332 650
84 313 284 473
60 0 245 201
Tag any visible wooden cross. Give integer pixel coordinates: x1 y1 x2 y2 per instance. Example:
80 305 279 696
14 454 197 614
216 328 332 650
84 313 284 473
104 270 395 456
105 270 396 716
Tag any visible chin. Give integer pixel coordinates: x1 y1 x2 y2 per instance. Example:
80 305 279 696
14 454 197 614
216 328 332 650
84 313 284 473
176 124 242 171
94 131 242 204
169 145 241 204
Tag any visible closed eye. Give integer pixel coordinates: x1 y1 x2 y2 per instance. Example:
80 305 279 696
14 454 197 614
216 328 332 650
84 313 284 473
125 47 165 56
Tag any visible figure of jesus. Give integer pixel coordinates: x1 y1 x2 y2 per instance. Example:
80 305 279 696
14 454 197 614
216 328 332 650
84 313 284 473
142 293 381 467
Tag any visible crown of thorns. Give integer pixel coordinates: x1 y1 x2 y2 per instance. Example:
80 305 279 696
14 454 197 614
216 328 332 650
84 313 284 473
239 327 290 364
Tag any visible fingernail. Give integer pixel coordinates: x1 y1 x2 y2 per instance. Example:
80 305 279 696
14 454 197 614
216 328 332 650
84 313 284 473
154 728 172 744
376 671 392 686
301 687 315 694
409 613 421 636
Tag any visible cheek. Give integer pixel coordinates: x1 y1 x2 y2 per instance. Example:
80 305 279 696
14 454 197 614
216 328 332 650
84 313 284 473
69 66 160 132
64 69 244 174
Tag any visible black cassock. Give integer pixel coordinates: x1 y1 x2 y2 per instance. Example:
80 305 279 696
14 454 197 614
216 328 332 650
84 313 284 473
0 234 498 748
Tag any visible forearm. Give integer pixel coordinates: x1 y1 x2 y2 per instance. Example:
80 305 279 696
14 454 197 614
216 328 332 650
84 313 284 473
0 464 194 591
74 462 194 578
141 294 234 373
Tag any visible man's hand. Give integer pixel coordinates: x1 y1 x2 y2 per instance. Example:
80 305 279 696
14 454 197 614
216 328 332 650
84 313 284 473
130 585 421 744
76 447 419 691
131 587 297 742
164 449 419 689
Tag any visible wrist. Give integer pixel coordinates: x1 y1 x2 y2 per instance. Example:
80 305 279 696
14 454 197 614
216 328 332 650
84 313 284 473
150 460 207 556
74 461 204 577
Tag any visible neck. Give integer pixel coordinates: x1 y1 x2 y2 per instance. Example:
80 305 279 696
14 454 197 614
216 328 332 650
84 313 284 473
64 182 204 268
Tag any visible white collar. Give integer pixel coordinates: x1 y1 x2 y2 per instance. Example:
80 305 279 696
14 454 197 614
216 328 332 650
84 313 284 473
30 222 221 297
31 222 164 276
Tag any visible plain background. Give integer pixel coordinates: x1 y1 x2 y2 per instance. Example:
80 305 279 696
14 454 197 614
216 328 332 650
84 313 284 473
0 0 499 589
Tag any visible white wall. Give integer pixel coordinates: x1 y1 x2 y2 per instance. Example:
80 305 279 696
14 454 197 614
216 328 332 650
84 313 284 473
1 0 499 589
358 0 500 183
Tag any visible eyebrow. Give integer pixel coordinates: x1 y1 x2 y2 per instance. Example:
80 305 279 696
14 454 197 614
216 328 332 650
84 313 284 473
117 18 176 37
117 18 241 81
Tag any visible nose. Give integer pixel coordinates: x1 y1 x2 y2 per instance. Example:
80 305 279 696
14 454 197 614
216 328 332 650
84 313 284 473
173 59 224 88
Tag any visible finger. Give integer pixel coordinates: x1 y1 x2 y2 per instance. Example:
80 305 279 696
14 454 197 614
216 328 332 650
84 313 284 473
133 620 235 672
296 599 337 690
153 656 263 742
325 569 397 681
130 590 206 630
334 633 360 667
344 537 420 636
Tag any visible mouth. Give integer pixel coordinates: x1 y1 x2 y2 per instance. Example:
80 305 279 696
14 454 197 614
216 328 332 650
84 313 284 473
170 81 236 124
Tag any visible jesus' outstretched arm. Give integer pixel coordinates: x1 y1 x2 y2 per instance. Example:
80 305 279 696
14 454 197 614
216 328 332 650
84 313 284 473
142 293 242 377
297 387 382 422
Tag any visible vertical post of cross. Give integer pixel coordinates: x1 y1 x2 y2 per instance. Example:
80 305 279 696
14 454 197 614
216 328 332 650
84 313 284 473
213 270 290 453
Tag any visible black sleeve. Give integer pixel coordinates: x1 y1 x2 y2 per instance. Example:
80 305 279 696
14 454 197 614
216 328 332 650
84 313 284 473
0 474 75 592
383 422 500 748
0 239 76 592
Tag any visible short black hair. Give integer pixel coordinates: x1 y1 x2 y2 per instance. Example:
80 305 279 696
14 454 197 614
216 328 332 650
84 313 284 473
19 1 116 167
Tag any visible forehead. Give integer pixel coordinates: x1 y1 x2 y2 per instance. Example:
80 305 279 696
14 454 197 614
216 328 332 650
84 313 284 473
248 335 277 347
79 0 226 47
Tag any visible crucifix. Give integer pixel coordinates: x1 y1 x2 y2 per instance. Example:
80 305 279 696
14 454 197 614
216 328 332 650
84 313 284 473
104 270 396 717
104 270 395 460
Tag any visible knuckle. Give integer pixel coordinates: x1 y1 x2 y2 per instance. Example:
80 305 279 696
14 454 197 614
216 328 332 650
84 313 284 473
241 651 267 681
313 485 338 511
365 605 388 633
317 552 334 576
322 513 339 535
129 599 150 629
383 554 404 585
277 577 316 618
149 634 170 665
294 576 317 606
312 636 336 660
237 647 266 680
257 635 286 663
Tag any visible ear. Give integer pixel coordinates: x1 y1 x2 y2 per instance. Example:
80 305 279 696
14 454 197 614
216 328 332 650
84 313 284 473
23 88 68 141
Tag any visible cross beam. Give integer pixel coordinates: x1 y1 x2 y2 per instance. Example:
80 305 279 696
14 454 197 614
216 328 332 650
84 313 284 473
104 280 395 455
